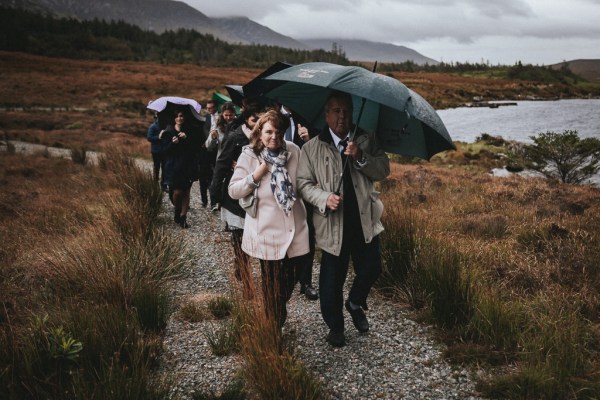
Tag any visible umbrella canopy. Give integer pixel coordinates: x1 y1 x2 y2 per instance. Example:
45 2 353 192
263 62 454 160
225 85 245 107
242 61 292 100
147 96 202 120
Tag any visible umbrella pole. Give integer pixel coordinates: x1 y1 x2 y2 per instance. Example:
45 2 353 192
334 62 378 195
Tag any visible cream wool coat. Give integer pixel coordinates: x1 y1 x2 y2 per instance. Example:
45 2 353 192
228 142 309 261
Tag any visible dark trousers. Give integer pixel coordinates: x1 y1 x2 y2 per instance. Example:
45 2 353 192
298 201 316 287
151 152 165 187
198 174 211 206
259 256 304 328
230 228 250 279
319 235 382 333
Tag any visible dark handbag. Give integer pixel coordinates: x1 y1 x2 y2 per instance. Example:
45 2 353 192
240 188 257 218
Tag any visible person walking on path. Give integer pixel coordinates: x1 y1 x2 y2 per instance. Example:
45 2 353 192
228 109 310 329
297 91 390 347
199 100 219 208
162 109 200 228
211 107 259 297
280 104 319 301
146 113 168 190
207 102 237 212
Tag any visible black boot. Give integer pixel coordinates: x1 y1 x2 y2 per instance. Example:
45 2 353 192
174 208 182 224
179 214 190 229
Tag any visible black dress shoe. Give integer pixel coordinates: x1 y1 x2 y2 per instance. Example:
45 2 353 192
304 285 319 300
326 330 345 347
345 300 369 333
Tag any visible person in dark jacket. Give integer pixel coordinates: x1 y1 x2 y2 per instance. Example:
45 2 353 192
211 107 259 294
162 109 201 228
199 100 219 208
281 105 319 301
206 102 238 212
146 113 168 190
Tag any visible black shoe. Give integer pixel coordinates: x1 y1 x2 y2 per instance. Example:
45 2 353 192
345 300 369 333
179 215 190 229
174 208 182 224
326 330 345 347
304 285 319 300
201 202 208 208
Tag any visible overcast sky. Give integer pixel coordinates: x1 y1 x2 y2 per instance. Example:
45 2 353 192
181 0 599 65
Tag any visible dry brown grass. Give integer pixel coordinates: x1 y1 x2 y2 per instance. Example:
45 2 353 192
385 162 600 296
380 161 600 397
1 51 581 159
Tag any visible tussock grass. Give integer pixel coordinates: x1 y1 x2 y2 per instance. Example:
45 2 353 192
205 321 240 356
0 151 184 399
379 162 600 398
229 258 326 400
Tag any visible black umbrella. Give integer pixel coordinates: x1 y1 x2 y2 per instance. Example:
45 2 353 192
242 61 292 101
225 85 245 108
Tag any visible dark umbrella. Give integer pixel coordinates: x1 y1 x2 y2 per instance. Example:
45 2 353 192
225 85 245 107
242 61 292 100
263 62 455 160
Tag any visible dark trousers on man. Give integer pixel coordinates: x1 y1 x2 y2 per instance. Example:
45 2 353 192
151 151 166 189
198 174 211 207
319 235 382 334
298 201 316 287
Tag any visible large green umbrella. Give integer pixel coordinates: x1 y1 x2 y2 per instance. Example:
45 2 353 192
263 62 455 160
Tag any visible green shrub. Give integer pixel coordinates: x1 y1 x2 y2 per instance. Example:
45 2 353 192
525 130 600 184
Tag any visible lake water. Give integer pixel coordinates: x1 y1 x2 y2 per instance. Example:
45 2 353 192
437 99 600 143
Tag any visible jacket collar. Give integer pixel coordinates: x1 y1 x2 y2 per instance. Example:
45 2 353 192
318 125 364 145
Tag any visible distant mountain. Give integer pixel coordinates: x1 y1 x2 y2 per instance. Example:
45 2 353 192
0 0 239 41
301 39 439 65
550 59 600 83
0 0 438 63
213 17 310 49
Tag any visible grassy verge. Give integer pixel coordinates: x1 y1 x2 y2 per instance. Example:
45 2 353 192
377 161 600 399
0 150 186 399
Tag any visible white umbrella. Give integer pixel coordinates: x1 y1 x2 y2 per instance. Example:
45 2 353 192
147 96 202 121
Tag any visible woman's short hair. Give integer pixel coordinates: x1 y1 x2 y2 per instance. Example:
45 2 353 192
250 109 286 154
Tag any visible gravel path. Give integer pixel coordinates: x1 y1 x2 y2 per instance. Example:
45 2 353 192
156 181 483 400
2 141 483 399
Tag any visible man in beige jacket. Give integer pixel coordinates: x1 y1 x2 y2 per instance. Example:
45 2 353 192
297 91 390 347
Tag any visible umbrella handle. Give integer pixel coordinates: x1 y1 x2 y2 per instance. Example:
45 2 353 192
335 61 378 198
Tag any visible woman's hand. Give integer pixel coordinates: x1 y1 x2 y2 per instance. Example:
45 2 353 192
252 157 269 183
178 131 187 139
210 129 218 139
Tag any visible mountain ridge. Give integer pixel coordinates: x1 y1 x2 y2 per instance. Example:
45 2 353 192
0 0 438 64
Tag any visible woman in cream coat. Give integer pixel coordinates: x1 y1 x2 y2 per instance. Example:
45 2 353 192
229 109 309 329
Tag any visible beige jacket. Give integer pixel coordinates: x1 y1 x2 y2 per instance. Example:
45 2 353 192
228 142 309 261
297 128 390 256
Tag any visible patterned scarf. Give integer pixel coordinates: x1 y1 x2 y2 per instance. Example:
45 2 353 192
261 144 296 216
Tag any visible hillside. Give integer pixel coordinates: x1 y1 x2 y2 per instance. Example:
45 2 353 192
213 17 310 50
0 0 438 63
551 59 600 82
302 38 439 65
0 0 237 40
